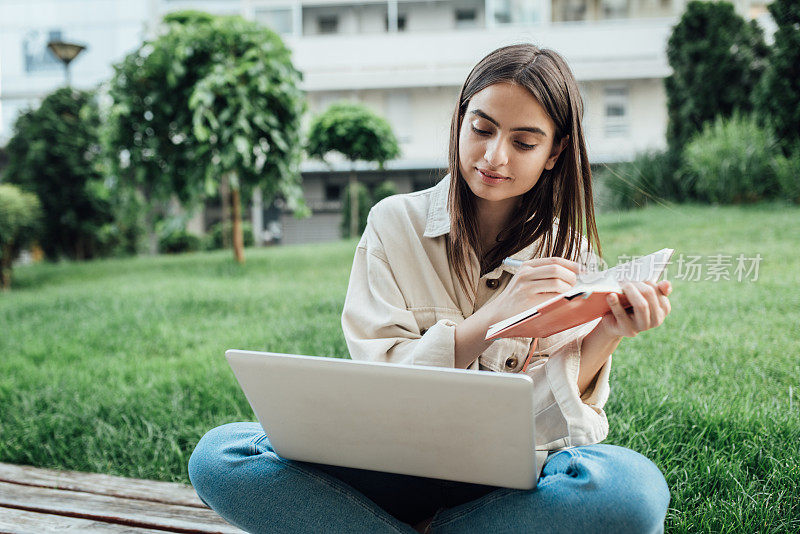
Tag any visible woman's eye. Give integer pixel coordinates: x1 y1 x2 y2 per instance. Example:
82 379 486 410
470 124 490 136
470 124 535 150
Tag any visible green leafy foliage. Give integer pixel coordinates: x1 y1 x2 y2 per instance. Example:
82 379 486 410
3 88 116 260
205 221 255 250
340 182 371 238
596 150 688 210
754 0 800 155
682 114 786 204
0 184 41 289
105 12 308 257
771 145 800 205
665 1 767 151
306 102 400 166
158 229 202 254
372 180 398 205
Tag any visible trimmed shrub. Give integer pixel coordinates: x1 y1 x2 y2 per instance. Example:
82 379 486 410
372 180 398 205
683 114 782 204
3 88 116 260
773 147 800 204
0 184 42 289
665 1 767 151
205 221 254 250
159 229 202 254
754 0 800 155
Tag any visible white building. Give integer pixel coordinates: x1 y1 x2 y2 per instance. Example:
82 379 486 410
0 0 772 243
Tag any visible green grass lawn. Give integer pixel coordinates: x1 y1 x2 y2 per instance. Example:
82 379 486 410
1 202 798 532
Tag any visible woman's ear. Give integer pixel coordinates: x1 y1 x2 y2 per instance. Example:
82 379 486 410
544 136 569 170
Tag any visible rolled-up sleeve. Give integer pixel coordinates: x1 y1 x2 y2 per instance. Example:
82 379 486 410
342 223 459 368
524 240 612 450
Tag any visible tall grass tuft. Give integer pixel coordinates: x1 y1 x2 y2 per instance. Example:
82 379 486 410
682 114 784 204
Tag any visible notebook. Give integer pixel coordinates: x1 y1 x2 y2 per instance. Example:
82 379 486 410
486 248 675 340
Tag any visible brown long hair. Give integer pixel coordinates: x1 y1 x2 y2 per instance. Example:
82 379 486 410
446 44 602 299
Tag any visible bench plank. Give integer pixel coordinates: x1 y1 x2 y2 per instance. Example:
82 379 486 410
0 463 204 508
0 506 159 533
0 481 244 533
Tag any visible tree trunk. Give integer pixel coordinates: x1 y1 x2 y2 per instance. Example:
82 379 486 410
1 245 12 290
220 173 231 249
139 187 158 256
251 186 263 247
349 169 358 238
231 176 245 264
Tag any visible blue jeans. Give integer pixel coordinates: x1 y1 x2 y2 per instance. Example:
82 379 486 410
188 422 669 533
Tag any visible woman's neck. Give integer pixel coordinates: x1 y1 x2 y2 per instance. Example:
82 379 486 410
474 196 519 253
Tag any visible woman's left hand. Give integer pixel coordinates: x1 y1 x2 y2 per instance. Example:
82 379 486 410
597 280 673 338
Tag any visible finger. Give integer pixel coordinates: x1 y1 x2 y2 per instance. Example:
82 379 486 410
656 281 672 315
606 292 636 336
621 281 650 332
657 280 672 296
642 281 664 327
516 263 578 286
522 257 582 274
525 278 575 295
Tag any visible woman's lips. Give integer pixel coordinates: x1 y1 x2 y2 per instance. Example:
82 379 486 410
477 168 510 184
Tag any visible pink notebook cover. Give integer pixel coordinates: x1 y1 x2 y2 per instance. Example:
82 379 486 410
486 248 674 341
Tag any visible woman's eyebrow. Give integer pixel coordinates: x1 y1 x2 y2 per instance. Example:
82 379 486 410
470 109 548 137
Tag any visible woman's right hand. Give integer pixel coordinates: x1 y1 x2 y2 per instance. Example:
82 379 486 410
484 257 584 325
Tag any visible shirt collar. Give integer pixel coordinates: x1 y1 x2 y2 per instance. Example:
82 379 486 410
423 173 544 276
423 174 452 238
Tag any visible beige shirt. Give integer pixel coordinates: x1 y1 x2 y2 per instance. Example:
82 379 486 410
341 175 612 477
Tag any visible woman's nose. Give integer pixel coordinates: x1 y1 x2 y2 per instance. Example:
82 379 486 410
484 138 509 167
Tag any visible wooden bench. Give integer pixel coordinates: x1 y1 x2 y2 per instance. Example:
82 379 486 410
0 462 245 533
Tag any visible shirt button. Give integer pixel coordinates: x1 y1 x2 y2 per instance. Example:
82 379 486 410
420 328 428 336
485 278 499 289
505 356 518 369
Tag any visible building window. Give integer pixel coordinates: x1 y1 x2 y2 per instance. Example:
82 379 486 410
318 15 339 34
385 12 408 31
255 8 293 35
385 90 412 144
604 86 629 137
455 9 478 28
325 184 342 201
602 0 629 19
561 0 588 22
494 0 544 25
23 29 63 73
384 13 407 31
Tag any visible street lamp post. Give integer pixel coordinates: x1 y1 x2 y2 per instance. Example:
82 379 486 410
46 41 87 87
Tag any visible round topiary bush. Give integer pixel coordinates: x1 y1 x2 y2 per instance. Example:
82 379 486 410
205 221 254 250
159 229 202 254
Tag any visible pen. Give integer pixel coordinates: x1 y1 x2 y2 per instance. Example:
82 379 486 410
501 258 524 270
502 257 589 276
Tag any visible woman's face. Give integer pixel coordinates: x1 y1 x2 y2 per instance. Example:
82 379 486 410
458 82 565 208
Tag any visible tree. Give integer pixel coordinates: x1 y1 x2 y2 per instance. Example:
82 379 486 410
3 88 115 260
105 12 307 261
665 1 768 151
306 102 400 238
754 0 800 155
189 16 307 263
0 184 42 290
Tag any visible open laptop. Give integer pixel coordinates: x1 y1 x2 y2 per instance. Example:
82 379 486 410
225 350 539 489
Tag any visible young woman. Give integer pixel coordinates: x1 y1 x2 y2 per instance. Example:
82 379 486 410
189 44 673 533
